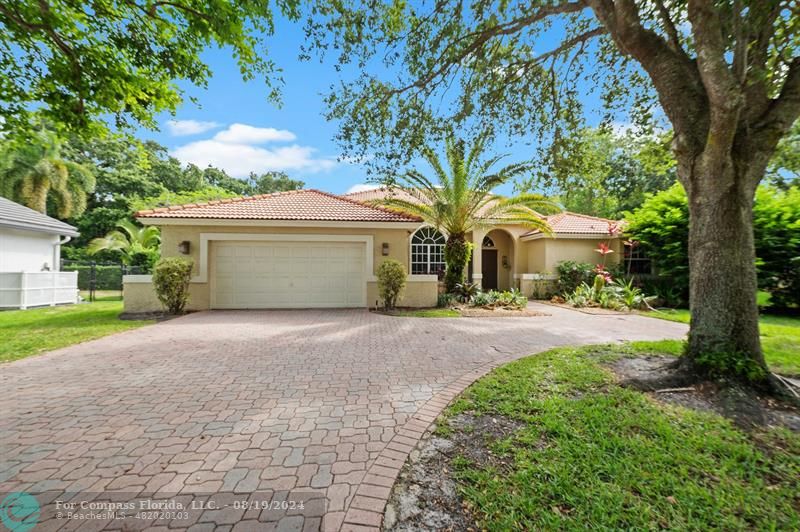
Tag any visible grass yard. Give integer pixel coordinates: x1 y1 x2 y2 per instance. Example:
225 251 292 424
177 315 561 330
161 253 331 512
79 289 123 301
647 309 800 376
0 302 152 363
443 345 800 530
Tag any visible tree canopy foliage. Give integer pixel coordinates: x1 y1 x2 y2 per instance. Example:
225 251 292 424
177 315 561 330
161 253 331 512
520 127 676 218
0 1 300 139
0 127 95 218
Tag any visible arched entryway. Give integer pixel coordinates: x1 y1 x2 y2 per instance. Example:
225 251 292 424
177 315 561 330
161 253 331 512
480 228 515 290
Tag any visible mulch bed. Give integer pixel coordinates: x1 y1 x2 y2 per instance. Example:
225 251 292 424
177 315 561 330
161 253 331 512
383 414 515 531
537 300 630 315
457 307 549 317
609 355 800 431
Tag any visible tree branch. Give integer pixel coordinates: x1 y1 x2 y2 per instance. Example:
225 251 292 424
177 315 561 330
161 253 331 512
652 0 685 56
384 1 588 100
586 0 706 149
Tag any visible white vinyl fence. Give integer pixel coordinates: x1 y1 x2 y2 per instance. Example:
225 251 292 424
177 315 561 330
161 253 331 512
0 271 79 309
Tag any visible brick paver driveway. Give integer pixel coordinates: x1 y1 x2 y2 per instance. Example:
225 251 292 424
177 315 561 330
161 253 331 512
1 305 686 531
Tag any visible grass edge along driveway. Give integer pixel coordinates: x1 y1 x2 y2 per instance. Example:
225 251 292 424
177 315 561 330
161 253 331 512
0 301 152 363
645 309 799 376
440 344 799 530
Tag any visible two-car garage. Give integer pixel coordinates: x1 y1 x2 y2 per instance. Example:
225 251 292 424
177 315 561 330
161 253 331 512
212 241 367 309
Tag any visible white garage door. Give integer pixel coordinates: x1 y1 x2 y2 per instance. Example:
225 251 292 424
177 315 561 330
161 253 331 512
212 241 366 309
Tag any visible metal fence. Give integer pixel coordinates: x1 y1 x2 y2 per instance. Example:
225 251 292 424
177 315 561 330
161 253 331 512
60 260 150 302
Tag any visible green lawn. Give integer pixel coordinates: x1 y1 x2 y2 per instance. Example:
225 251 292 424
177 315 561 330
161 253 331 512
647 309 800 376
0 302 152 363
443 345 799 530
79 289 123 302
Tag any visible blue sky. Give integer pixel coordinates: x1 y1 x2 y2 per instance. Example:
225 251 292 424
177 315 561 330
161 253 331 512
137 15 612 196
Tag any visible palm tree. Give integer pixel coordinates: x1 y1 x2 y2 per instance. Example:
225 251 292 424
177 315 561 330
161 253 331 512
0 128 95 218
87 219 161 265
375 136 560 292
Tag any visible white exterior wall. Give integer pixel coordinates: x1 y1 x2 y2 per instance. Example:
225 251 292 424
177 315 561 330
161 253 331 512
0 227 61 272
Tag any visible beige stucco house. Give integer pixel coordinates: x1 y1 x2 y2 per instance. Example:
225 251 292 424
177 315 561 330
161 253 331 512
123 189 622 312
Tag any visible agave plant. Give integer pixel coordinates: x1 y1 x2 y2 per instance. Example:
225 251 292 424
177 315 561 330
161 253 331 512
374 136 560 292
88 219 161 264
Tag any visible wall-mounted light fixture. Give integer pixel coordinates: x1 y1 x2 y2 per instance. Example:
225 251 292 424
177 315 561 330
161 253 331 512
178 241 191 255
502 255 510 269
381 242 390 256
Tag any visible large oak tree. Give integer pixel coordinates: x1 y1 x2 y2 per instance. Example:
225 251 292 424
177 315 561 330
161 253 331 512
307 0 800 386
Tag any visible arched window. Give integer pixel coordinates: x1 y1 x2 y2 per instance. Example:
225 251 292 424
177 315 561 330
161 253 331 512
482 236 495 248
411 227 446 275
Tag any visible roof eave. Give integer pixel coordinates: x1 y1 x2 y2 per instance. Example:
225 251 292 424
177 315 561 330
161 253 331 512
0 219 79 237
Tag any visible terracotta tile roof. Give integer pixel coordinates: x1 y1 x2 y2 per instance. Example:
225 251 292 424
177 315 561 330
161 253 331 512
347 188 621 234
524 212 623 236
135 189 421 222
344 187 421 204
345 186 502 216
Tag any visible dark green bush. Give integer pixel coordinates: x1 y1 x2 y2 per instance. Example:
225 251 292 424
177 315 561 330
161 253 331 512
556 261 595 295
625 183 800 308
377 259 406 310
153 257 194 314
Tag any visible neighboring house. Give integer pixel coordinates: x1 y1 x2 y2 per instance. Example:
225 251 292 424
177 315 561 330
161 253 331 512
124 189 622 311
0 196 80 309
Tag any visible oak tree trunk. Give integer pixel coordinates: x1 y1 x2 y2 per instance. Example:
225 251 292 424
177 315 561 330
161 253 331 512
681 155 769 383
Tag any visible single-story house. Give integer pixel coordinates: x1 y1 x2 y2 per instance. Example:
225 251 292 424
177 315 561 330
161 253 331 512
124 189 622 311
0 196 80 309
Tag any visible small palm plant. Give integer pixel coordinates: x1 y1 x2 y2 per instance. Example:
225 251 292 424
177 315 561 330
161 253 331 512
88 219 161 265
375 136 560 292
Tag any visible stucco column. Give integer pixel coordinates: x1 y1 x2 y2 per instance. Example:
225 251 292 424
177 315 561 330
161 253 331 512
471 229 485 283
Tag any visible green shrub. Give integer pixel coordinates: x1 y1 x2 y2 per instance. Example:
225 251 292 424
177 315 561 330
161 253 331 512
753 186 800 308
556 261 595 295
625 183 800 308
437 292 458 308
471 289 527 309
377 259 406 310
152 257 194 314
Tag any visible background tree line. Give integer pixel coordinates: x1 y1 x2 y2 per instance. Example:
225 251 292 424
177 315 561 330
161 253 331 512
0 125 304 264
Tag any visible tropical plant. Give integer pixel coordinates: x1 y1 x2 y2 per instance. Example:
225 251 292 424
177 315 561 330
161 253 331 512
454 281 481 303
153 258 194 314
87 219 161 265
0 129 95 218
374 136 559 292
377 259 406 310
472 289 528 309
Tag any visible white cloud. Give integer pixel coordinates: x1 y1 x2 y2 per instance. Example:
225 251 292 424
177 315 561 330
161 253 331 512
213 123 296 144
346 183 381 194
171 140 336 177
166 119 221 136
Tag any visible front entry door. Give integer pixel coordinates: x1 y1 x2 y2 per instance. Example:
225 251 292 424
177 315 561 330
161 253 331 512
481 249 498 290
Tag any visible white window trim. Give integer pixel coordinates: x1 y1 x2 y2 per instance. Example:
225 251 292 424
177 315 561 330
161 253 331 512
409 226 446 276
195 233 374 284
